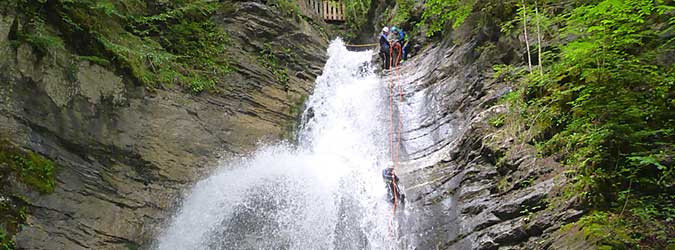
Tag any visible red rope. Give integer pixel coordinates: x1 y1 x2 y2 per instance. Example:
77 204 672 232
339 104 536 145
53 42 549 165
387 41 404 239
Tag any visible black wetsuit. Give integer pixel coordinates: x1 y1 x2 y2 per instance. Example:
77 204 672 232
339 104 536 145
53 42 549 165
382 168 405 204
379 33 391 70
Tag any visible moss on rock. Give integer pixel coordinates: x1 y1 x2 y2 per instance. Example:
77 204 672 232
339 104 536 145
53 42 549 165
0 139 54 250
0 140 56 194
6 0 234 93
0 195 27 250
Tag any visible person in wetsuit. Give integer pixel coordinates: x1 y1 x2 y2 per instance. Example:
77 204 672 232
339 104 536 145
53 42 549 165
382 167 405 206
391 26 410 64
379 27 391 70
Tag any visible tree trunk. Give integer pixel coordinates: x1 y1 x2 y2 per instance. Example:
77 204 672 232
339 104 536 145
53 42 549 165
535 1 543 75
522 0 532 72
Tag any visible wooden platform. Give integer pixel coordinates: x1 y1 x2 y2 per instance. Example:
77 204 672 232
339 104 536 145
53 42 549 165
308 0 345 22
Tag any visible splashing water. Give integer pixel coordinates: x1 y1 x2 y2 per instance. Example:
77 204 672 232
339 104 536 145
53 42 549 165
156 39 404 250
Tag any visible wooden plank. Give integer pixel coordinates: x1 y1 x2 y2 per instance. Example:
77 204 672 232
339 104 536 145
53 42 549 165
317 0 346 21
330 1 335 20
315 0 320 17
342 2 346 21
323 1 328 20
338 2 343 20
324 1 329 20
313 0 318 17
330 1 334 20
328 2 335 21
317 1 322 17
335 2 342 20
333 2 337 20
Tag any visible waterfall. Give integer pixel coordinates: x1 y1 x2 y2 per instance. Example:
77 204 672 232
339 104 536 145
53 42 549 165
156 39 407 250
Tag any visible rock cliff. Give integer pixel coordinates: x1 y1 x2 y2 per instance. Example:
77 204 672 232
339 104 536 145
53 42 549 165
0 1 327 249
393 12 590 250
1 0 635 249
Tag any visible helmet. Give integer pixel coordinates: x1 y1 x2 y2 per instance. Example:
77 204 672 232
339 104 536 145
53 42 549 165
391 26 398 33
382 27 389 33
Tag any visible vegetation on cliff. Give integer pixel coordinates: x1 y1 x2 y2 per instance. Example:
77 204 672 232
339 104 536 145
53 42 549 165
386 0 674 248
0 142 55 193
494 0 672 248
514 1 673 247
0 140 56 249
2 0 233 92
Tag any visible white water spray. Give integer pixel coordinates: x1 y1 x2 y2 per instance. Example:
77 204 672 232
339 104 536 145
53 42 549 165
156 40 403 250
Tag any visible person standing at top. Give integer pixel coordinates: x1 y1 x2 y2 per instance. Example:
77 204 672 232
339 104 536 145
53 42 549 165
391 26 410 63
379 27 391 70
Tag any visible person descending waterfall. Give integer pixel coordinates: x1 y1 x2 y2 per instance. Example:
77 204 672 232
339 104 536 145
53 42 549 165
379 27 391 70
391 26 410 64
382 167 405 206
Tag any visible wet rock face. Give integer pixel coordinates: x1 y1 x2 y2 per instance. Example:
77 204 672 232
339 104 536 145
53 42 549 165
394 16 587 250
0 2 327 249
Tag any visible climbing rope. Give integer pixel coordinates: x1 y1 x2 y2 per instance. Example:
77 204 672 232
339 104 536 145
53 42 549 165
345 43 378 48
387 41 404 239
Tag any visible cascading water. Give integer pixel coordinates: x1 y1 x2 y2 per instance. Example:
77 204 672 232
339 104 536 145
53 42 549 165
156 39 408 250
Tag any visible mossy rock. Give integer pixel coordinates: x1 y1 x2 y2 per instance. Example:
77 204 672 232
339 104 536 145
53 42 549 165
0 195 28 250
0 140 56 194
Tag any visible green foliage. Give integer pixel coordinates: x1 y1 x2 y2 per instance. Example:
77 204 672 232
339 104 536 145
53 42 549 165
343 0 371 37
0 227 15 250
10 0 233 93
534 0 673 202
489 113 505 128
493 64 527 83
0 142 56 194
392 0 414 25
0 195 28 250
577 211 635 248
419 0 476 37
78 56 110 66
267 0 302 18
574 207 674 249
12 15 65 58
258 44 290 87
495 0 674 248
0 225 17 250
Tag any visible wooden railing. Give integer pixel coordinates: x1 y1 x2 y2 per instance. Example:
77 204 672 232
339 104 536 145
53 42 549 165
307 0 345 22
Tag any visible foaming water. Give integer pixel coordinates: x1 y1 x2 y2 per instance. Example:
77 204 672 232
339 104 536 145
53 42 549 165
156 39 402 250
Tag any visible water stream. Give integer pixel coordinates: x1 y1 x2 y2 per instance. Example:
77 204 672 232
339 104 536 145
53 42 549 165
156 40 407 250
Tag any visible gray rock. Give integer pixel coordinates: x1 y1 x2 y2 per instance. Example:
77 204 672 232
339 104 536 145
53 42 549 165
0 3 328 249
76 61 125 105
492 180 552 220
392 10 585 250
488 219 529 245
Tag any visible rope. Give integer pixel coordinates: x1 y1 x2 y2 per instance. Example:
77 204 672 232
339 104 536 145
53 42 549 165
386 41 404 240
345 43 378 47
